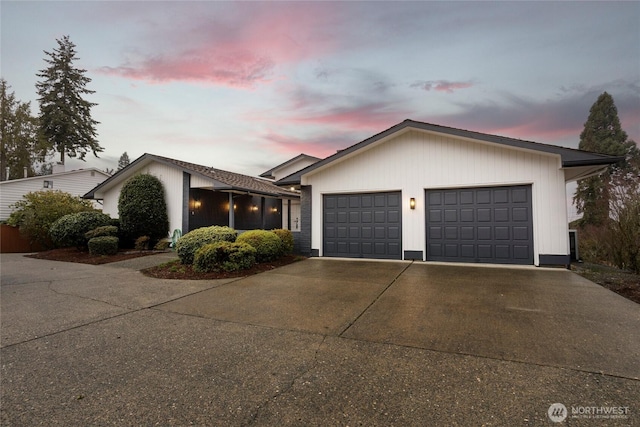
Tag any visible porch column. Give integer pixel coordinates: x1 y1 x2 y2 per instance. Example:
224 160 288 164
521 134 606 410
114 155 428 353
228 192 235 228
260 197 266 229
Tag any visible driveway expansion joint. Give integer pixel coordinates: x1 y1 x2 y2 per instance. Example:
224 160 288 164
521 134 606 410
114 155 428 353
244 335 329 426
337 261 414 337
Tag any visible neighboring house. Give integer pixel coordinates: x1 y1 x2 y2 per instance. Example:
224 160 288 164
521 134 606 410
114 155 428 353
277 119 621 266
83 154 300 236
260 153 320 233
0 168 111 221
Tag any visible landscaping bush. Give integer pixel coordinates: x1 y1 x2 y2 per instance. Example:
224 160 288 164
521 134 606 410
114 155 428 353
193 241 257 273
118 174 169 248
176 226 238 264
50 211 112 249
84 225 118 240
7 190 96 248
154 240 171 251
272 228 294 254
135 236 150 250
88 236 119 256
236 230 283 262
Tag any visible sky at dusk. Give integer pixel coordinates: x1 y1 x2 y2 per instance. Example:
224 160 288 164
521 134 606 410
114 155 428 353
2 1 639 198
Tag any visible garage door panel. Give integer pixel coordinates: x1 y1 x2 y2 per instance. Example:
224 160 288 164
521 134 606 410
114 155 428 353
324 191 402 260
514 246 530 259
388 226 400 239
495 208 509 222
430 227 442 239
461 244 475 258
513 207 529 221
429 210 442 222
426 185 533 265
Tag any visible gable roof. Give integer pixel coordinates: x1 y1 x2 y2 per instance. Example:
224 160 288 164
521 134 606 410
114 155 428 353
276 119 623 185
0 168 110 186
84 153 299 199
259 153 321 179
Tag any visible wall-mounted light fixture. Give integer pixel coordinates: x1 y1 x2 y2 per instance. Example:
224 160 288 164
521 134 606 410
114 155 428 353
251 205 259 212
194 200 202 209
410 197 416 210
271 207 278 213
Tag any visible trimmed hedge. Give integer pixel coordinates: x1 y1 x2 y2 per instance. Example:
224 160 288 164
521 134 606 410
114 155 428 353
88 236 119 255
236 230 283 262
193 241 257 273
272 229 294 254
118 174 169 247
50 211 112 249
84 225 119 240
176 226 238 264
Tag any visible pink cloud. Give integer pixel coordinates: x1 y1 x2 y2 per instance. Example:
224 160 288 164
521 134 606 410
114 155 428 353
262 131 352 159
411 80 473 93
99 3 341 87
288 103 409 132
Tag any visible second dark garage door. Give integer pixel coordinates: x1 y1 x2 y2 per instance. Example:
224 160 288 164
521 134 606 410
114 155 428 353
425 185 534 265
323 192 402 259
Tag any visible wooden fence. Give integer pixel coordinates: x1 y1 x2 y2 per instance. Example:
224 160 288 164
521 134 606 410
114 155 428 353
0 224 44 253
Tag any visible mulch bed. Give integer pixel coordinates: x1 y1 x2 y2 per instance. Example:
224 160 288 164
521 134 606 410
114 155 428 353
25 247 305 280
142 255 304 280
572 262 640 304
26 247 163 265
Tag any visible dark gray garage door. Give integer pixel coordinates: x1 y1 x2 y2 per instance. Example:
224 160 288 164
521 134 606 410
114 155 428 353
324 192 402 259
426 185 533 264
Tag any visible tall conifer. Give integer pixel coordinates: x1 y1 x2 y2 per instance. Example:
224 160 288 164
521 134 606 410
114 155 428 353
36 35 103 165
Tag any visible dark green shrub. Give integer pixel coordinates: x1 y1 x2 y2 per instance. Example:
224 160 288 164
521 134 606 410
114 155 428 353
236 230 283 262
88 236 119 255
7 190 96 248
193 241 257 273
84 225 118 240
50 211 112 249
176 226 238 264
272 229 294 254
118 174 169 248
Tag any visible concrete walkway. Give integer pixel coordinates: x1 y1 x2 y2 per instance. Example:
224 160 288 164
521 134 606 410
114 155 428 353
1 254 638 426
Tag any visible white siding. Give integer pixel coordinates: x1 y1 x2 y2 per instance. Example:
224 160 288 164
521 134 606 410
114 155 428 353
303 130 568 265
273 158 318 181
101 162 185 235
0 169 109 220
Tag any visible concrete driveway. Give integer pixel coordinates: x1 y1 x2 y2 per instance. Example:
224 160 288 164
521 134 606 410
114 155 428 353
1 254 639 426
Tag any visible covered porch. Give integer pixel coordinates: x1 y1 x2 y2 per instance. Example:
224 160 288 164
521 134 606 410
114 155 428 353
187 188 285 232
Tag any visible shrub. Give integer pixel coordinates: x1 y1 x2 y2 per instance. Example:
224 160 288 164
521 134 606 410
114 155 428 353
176 226 238 264
84 225 119 240
7 190 95 248
135 236 150 250
118 174 169 248
272 229 294 254
154 240 171 250
50 211 112 249
193 241 257 273
236 230 283 262
88 236 119 256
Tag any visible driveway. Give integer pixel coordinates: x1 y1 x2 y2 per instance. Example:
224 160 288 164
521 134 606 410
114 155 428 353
1 254 638 426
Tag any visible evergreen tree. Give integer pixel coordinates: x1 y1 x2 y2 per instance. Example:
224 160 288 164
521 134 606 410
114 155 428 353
117 152 130 171
0 79 43 181
36 35 103 165
574 92 640 225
